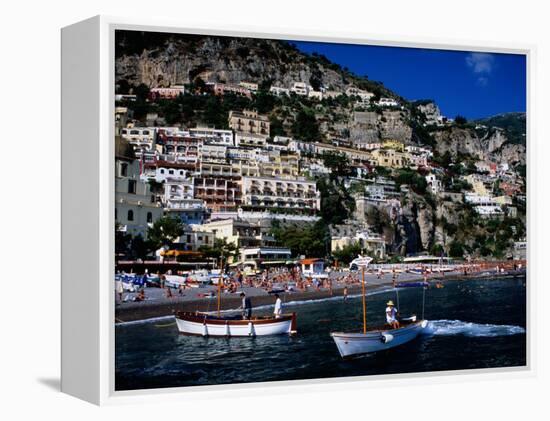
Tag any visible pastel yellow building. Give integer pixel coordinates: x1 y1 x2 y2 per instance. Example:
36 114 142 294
382 139 405 152
371 148 409 168
259 153 300 179
228 109 270 136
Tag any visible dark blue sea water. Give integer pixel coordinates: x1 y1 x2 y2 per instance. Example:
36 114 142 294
115 277 527 391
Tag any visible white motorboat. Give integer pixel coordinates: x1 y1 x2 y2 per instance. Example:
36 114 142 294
331 317 428 357
175 311 297 337
332 255 429 357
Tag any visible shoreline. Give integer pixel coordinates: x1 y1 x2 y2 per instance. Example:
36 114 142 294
115 269 526 324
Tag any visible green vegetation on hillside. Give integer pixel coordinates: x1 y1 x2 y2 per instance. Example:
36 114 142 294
475 112 526 145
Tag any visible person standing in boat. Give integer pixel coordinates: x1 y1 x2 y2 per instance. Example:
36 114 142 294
386 300 400 329
240 292 252 320
273 293 283 318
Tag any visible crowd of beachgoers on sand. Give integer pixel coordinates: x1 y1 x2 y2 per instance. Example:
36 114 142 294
114 260 526 323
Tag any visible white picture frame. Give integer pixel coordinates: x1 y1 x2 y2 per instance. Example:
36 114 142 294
61 15 534 405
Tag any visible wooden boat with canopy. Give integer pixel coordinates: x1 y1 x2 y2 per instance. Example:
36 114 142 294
175 311 297 337
331 256 428 358
175 259 297 337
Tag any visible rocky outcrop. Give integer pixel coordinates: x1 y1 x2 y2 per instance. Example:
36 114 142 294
433 126 525 164
350 110 413 146
416 201 434 250
379 111 413 142
416 101 442 125
495 143 526 165
392 192 434 255
117 37 356 92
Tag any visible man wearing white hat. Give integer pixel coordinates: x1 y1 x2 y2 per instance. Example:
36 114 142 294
386 300 400 329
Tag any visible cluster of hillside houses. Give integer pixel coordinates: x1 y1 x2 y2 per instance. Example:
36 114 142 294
115 80 524 267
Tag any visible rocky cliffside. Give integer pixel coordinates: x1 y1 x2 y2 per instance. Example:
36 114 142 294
116 34 390 96
388 191 435 255
116 32 526 165
350 110 413 144
433 127 526 165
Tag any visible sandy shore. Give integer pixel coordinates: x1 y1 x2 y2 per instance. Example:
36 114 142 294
115 268 526 323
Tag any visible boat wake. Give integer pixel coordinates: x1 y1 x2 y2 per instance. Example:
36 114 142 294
116 315 175 327
424 319 525 337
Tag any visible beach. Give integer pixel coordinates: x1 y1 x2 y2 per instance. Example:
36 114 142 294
115 264 526 323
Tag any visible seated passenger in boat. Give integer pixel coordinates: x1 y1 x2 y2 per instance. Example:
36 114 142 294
386 300 400 329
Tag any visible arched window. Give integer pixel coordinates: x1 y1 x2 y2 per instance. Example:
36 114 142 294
147 212 153 223
127 210 134 221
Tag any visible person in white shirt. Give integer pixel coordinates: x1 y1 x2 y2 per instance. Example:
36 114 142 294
115 278 123 302
273 294 283 318
385 300 400 329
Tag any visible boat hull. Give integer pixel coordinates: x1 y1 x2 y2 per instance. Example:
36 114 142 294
175 312 297 337
331 320 428 357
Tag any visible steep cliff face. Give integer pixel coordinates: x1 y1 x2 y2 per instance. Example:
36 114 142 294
391 192 434 255
117 36 379 94
495 143 526 165
416 201 434 250
116 33 526 165
416 101 442 125
433 127 526 165
379 111 413 142
349 110 413 145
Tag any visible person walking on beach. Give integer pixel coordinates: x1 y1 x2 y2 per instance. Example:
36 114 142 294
392 269 399 288
115 276 123 302
343 286 348 302
273 293 283 318
237 271 243 288
240 292 252 320
386 300 400 329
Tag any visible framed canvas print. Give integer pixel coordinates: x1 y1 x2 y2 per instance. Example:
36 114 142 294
61 16 531 405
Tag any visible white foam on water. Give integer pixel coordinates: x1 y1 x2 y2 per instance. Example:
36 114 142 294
424 319 525 337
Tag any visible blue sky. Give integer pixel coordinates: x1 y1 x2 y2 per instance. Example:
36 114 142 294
292 41 526 120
